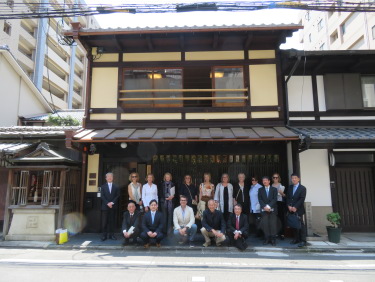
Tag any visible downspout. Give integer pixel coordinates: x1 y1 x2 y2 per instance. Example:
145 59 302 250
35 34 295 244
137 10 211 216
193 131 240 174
67 0 78 109
33 0 48 91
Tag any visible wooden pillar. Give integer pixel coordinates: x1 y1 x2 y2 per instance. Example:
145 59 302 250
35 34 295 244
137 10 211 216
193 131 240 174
2 170 14 236
291 141 301 177
79 152 87 215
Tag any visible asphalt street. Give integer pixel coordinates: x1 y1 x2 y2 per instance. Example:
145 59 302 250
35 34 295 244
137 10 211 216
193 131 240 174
0 248 374 282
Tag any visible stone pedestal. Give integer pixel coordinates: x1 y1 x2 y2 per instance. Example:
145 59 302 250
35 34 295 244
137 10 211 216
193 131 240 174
5 208 56 241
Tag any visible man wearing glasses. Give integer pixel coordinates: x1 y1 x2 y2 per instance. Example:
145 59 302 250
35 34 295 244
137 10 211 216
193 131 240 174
173 195 197 247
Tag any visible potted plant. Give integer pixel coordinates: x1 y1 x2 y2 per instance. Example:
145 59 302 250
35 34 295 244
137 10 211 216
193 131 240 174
326 212 342 243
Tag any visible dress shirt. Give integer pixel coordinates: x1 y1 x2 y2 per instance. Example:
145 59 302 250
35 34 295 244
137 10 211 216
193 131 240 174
293 183 299 195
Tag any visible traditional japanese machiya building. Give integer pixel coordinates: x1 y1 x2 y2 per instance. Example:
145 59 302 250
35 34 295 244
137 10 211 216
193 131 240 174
283 49 375 233
64 23 302 232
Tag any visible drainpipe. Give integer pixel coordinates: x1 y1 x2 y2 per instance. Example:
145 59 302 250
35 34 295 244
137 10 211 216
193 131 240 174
33 0 48 91
67 0 78 109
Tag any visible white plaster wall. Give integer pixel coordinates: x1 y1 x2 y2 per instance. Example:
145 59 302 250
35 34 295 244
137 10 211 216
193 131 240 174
316 75 326 111
0 54 49 126
300 149 332 207
287 76 314 111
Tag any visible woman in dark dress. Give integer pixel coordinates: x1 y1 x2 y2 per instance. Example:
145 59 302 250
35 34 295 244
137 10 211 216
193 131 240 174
158 172 175 234
179 174 198 214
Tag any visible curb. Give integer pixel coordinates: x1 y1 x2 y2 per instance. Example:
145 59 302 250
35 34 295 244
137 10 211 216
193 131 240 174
1 242 374 253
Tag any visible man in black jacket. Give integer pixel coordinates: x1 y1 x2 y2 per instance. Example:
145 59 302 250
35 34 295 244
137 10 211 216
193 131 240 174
287 173 307 247
227 204 249 251
201 199 226 247
101 172 120 241
140 199 164 248
122 200 141 246
258 176 278 246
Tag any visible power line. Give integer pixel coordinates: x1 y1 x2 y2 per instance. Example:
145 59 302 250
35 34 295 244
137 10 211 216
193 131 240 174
1 1 375 20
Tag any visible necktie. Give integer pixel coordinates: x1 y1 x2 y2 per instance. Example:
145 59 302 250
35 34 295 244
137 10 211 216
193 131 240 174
266 188 269 197
236 216 240 230
109 183 112 194
293 185 297 195
152 212 155 224
130 214 133 221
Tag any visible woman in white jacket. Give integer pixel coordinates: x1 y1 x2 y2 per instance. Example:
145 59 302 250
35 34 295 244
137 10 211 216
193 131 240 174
214 173 234 222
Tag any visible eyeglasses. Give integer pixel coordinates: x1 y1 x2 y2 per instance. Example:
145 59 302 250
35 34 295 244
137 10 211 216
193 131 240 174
272 176 279 179
180 200 187 202
131 176 137 178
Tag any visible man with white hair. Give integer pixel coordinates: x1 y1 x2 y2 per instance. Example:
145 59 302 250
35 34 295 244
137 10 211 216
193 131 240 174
101 172 120 241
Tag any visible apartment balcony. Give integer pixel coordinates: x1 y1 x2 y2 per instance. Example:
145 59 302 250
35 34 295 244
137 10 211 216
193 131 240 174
19 27 36 49
72 91 83 104
16 50 34 72
47 47 70 75
41 89 67 110
74 58 84 71
78 16 87 27
48 27 71 55
43 67 69 93
73 74 83 87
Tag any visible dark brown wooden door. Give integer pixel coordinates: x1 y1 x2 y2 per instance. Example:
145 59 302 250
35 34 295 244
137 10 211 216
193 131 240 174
334 167 375 232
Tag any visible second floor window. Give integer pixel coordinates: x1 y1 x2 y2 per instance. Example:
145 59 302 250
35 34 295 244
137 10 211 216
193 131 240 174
121 66 245 108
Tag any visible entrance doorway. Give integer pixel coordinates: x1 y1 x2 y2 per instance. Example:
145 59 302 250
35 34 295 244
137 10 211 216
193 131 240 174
333 166 375 231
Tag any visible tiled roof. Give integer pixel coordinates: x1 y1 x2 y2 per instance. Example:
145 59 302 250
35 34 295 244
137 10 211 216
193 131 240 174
24 110 84 124
73 127 298 142
0 143 34 153
0 126 81 138
293 127 375 141
79 23 301 33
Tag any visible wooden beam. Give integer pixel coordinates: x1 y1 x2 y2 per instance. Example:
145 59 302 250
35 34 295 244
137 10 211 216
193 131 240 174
179 34 185 50
213 32 219 49
119 97 248 101
146 34 154 51
113 35 123 52
243 33 253 49
120 88 248 93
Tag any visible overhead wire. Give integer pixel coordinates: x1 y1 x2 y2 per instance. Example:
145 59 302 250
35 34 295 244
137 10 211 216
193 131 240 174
1 1 375 20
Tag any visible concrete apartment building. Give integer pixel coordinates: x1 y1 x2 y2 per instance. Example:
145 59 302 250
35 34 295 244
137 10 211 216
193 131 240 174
0 0 100 109
298 3 375 50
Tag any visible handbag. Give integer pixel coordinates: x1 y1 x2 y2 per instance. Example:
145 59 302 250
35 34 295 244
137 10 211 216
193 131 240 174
185 184 197 205
287 213 301 229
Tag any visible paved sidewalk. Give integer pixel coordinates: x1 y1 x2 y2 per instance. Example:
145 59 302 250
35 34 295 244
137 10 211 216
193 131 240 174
1 232 374 253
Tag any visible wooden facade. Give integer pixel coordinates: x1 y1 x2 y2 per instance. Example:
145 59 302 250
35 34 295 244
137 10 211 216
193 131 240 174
284 50 375 232
64 23 306 232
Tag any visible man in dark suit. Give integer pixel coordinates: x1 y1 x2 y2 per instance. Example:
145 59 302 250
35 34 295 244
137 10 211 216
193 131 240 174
258 176 278 246
140 199 164 248
227 204 249 251
101 172 120 241
122 200 141 246
287 173 307 247
201 199 226 247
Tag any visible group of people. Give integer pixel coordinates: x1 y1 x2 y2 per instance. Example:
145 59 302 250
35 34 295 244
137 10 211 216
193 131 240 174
100 171 307 250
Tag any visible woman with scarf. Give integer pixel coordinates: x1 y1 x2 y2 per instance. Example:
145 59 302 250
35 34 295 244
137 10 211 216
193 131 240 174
214 173 234 222
158 172 175 235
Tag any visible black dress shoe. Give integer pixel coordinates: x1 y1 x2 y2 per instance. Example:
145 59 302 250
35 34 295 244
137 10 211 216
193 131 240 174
109 235 117 240
101 236 107 241
271 240 276 246
298 241 307 248
122 240 129 246
290 240 300 245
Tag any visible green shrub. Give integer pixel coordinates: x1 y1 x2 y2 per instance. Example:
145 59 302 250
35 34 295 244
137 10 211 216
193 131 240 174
326 212 341 228
47 114 80 126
